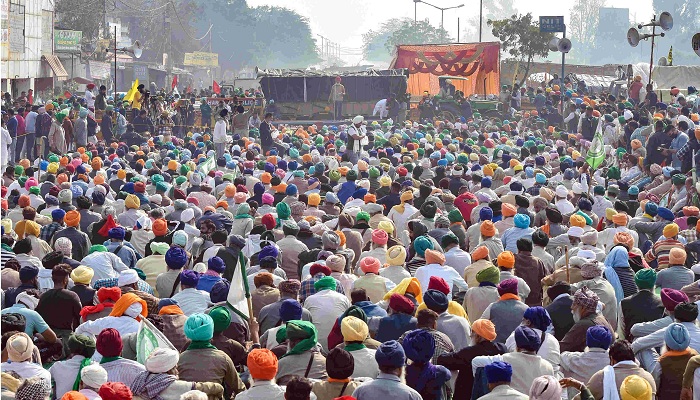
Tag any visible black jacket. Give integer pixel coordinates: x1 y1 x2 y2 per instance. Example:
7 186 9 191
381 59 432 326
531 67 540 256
545 295 575 340
437 341 508 400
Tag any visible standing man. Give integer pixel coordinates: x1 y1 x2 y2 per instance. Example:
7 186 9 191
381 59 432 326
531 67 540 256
200 97 212 128
346 115 366 164
329 76 345 120
577 105 598 141
259 112 274 155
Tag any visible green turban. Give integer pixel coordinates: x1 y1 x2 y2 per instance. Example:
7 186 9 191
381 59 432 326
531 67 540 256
634 268 657 290
175 176 187 186
575 210 593 226
457 153 469 164
448 209 463 223
369 167 380 179
289 148 300 159
276 202 291 220
89 245 108 254
49 154 60 163
209 306 232 333
281 320 318 357
14 165 24 176
179 164 190 175
329 170 341 182
607 167 621 180
356 211 370 222
184 313 214 343
155 181 168 192
672 174 686 185
314 276 337 292
476 266 500 285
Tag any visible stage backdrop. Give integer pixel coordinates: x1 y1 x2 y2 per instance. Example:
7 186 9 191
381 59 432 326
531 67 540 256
390 42 500 97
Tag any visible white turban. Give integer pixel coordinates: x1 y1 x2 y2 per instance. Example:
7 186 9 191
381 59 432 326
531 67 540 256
555 185 569 198
145 348 180 373
181 208 195 223
6 333 34 362
124 302 144 318
567 226 584 238
577 249 597 261
572 182 583 195
16 292 39 310
118 269 139 287
81 364 108 389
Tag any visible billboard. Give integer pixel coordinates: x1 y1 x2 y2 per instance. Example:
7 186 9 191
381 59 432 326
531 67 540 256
184 51 218 67
55 30 82 52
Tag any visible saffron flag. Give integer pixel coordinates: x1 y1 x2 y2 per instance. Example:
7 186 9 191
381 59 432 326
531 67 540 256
585 117 605 170
172 75 178 89
124 79 139 103
136 317 176 365
213 80 221 95
226 251 251 320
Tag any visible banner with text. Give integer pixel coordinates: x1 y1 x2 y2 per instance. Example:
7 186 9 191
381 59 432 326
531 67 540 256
184 51 218 67
55 30 82 52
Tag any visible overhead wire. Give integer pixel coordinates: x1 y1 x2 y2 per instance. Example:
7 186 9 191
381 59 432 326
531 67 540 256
167 0 213 41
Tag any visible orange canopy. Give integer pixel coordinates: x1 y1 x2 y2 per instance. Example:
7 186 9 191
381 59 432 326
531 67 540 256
390 42 501 97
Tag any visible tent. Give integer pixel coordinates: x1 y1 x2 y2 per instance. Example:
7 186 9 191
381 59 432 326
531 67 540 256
389 42 500 97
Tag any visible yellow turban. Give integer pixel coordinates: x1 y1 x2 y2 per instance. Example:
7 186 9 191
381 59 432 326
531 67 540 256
380 176 392 187
117 169 126 180
569 215 586 228
70 266 95 285
620 375 652 400
308 193 321 207
340 315 368 342
386 245 406 266
663 223 679 238
125 194 140 210
605 208 617 221
384 277 423 304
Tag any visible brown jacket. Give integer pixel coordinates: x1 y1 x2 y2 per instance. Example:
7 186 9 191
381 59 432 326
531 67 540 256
514 251 547 306
585 363 656 400
560 312 614 353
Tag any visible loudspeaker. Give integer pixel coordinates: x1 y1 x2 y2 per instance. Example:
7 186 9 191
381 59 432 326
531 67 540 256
659 12 673 31
658 57 668 66
548 37 561 52
628 28 640 47
124 41 143 59
558 38 572 53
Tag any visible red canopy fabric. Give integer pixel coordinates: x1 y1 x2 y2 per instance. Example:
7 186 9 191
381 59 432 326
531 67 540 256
390 42 501 97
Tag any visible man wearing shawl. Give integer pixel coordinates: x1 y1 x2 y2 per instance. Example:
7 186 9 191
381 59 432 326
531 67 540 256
620 269 665 341
237 348 286 400
93 328 145 386
403 329 451 400
75 292 146 338
560 287 613 352
275 320 328 385
48 334 95 399
303 276 350 351
79 244 129 283
178 313 245 399
481 278 528 343
571 262 618 332
585 340 657 400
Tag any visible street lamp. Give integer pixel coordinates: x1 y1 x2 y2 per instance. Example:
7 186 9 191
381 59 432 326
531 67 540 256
414 0 464 30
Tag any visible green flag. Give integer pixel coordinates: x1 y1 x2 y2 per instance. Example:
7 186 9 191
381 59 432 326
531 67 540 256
136 318 176 365
586 117 605 170
198 156 217 175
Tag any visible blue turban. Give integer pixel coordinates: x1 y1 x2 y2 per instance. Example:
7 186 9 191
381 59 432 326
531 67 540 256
535 173 546 184
665 322 691 351
479 207 493 221
480 177 492 188
586 325 613 350
403 329 435 364
210 280 230 303
514 326 541 352
108 227 126 240
604 246 631 302
122 182 135 194
424 289 449 313
413 235 434 257
264 162 275 173
514 213 530 229
645 202 658 216
375 340 406 368
657 207 674 221
92 191 106 205
280 299 303 322
353 188 368 199
523 307 552 331
184 313 214 342
259 244 279 260
628 185 640 196
180 270 200 287
278 160 287 170
208 256 225 273
165 247 188 269
286 184 298 196
563 169 575 180
525 167 534 178
510 181 523 193
485 361 513 383
288 161 298 171
158 298 178 309
51 209 66 220
578 198 592 211
438 159 448 167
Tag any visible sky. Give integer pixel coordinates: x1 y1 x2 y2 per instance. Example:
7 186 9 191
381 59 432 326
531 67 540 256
247 0 654 65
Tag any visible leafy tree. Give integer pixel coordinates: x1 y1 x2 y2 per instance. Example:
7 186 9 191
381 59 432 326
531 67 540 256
361 18 452 62
488 13 553 86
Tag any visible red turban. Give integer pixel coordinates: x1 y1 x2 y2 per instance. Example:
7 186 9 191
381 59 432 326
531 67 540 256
428 276 450 295
96 328 123 357
389 293 415 314
99 383 133 400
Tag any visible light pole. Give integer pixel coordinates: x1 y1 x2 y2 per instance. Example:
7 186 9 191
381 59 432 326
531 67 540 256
414 0 464 30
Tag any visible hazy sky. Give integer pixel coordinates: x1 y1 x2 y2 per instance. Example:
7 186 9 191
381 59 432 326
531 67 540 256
247 0 654 64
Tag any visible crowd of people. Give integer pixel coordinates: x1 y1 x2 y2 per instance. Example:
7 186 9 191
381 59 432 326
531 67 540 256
1 77 700 400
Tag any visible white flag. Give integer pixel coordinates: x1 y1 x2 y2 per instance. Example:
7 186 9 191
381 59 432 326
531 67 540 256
136 318 176 365
227 252 251 320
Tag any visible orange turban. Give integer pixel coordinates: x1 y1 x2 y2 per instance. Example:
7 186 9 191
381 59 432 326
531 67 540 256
109 293 147 320
480 221 496 237
611 213 628 226
502 203 517 217
225 184 236 198
471 319 497 341
261 173 272 184
683 206 700 216
247 348 278 380
569 215 586 228
153 219 168 236
497 251 515 268
364 194 377 203
425 249 446 265
613 232 634 249
472 246 489 262
65 210 81 227
308 193 321 206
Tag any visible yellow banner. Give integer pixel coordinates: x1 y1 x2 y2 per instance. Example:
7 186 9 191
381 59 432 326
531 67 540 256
183 52 218 67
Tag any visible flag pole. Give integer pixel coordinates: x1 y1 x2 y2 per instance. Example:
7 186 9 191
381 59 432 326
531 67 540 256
239 251 254 319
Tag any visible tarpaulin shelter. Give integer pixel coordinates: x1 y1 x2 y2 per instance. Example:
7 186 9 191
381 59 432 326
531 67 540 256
389 42 500 97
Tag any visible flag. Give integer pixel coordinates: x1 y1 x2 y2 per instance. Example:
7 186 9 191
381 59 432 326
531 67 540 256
586 117 605 170
197 156 216 175
213 80 221 95
172 75 178 89
136 318 176 365
227 251 251 320
63 91 72 99
186 85 192 94
124 79 139 103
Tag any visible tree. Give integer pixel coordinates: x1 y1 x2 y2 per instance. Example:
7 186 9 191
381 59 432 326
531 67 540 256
568 0 606 64
361 18 452 62
488 13 553 86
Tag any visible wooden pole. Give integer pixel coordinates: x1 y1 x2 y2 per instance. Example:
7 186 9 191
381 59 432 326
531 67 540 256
565 245 570 283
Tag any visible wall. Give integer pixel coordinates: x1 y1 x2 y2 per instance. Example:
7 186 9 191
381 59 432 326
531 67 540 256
500 60 618 86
